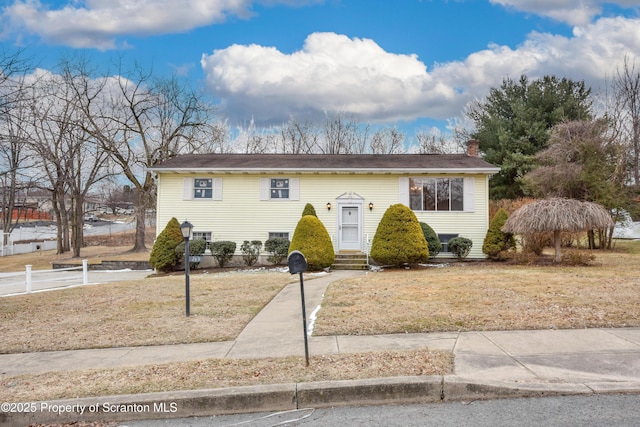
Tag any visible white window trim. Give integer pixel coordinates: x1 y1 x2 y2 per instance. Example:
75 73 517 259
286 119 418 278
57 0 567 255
260 177 299 201
183 177 222 201
401 176 474 212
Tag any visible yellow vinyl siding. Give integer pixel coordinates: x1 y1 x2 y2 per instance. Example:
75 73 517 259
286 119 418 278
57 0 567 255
156 172 490 259
411 175 489 259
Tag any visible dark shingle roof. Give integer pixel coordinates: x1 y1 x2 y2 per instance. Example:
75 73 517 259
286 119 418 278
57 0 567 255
149 153 499 174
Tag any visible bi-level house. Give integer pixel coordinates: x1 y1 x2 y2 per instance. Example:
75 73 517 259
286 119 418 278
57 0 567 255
149 141 499 265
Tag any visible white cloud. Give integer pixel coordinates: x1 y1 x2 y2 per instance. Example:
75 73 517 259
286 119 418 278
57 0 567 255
202 19 640 125
0 0 318 49
490 0 639 26
201 32 454 124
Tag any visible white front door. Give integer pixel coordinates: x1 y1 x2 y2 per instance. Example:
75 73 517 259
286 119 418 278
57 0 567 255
339 205 361 251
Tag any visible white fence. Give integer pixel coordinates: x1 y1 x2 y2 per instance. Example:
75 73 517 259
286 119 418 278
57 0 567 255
1 239 57 257
0 260 88 296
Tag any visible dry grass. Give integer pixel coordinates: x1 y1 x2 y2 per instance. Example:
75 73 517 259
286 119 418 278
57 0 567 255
0 349 453 402
1 237 638 403
1 271 294 353
314 242 640 336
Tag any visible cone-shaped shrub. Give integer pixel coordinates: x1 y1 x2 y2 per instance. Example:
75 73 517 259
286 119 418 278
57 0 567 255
482 208 515 259
149 217 184 272
371 204 429 266
419 222 442 258
301 203 317 217
289 215 335 270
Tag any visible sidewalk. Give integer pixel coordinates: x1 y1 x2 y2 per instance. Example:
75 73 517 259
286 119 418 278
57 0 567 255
2 270 640 425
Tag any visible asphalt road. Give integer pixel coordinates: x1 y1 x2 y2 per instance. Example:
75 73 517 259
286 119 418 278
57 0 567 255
122 394 640 427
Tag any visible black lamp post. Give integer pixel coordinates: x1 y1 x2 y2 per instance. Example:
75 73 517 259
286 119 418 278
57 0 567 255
180 220 193 317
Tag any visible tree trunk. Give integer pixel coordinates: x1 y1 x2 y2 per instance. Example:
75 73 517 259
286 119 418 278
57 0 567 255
71 195 84 257
587 230 596 250
607 225 615 249
554 230 562 262
131 190 148 252
52 191 64 254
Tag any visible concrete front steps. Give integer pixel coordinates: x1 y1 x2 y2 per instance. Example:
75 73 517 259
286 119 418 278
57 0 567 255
332 252 369 270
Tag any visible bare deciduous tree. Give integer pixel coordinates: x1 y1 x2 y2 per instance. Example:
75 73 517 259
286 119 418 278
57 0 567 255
370 127 404 154
613 56 640 186
0 49 33 244
24 71 111 256
67 60 218 251
279 118 320 154
321 112 361 154
415 131 461 154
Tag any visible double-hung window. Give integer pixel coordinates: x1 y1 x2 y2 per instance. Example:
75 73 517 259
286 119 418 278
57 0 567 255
194 178 212 199
270 178 290 199
410 178 464 212
260 178 300 201
183 178 222 200
192 231 212 249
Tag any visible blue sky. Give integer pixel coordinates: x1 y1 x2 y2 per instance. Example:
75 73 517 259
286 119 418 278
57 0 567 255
1 0 640 138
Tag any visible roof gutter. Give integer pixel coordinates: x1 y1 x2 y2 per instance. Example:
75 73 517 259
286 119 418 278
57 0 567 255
147 167 501 174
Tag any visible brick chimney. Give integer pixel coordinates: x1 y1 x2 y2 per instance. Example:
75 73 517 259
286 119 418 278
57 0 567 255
466 139 480 157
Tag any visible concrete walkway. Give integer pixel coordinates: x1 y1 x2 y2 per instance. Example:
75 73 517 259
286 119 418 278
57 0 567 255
2 270 640 425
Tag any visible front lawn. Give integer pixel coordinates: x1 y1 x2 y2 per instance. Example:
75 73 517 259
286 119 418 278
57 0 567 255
314 242 640 336
1 270 293 353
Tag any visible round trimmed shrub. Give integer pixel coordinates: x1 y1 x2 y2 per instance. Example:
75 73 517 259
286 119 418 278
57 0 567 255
419 222 442 258
370 204 429 266
175 238 207 270
482 208 515 260
149 217 184 272
265 237 290 265
449 237 473 260
240 240 263 266
211 241 237 268
289 215 335 270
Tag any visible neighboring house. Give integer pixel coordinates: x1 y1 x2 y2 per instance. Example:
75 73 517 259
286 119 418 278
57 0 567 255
148 141 499 261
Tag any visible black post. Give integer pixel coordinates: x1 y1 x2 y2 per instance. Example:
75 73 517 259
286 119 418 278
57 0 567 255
185 237 191 317
299 272 309 367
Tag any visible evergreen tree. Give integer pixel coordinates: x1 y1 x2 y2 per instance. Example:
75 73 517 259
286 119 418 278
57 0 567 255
482 208 515 259
468 75 593 199
149 217 184 272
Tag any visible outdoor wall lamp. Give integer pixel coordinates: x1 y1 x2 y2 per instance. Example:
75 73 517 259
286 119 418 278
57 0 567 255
369 202 374 211
180 220 193 317
326 202 332 211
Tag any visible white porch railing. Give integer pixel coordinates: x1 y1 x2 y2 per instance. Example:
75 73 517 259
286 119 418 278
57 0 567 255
364 234 373 265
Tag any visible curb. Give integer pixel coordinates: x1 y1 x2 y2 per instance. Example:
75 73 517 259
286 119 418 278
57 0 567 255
5 376 637 427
